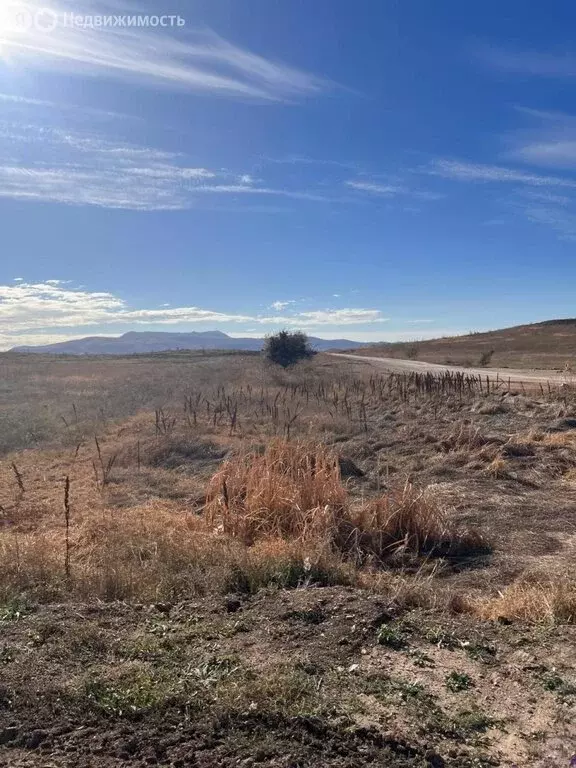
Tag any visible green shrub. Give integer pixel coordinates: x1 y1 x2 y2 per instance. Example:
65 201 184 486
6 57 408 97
263 331 313 368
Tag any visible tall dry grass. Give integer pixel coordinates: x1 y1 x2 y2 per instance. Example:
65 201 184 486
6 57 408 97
0 502 351 602
206 441 347 544
206 440 487 564
475 577 576 624
0 441 486 603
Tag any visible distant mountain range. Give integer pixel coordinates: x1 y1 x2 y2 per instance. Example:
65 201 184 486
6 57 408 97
11 331 369 355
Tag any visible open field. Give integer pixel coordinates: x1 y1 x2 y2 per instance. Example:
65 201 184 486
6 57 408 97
0 352 575 767
353 319 576 370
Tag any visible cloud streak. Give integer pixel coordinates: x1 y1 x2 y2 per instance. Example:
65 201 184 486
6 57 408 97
0 122 331 210
0 2 327 102
346 180 406 196
479 46 576 79
426 159 576 188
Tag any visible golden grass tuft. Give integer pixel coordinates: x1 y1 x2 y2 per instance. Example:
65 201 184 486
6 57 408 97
206 440 487 563
206 440 347 545
349 484 486 560
475 577 576 624
484 455 508 478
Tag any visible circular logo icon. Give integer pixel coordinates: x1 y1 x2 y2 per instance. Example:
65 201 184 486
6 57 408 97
2 4 33 31
34 8 58 32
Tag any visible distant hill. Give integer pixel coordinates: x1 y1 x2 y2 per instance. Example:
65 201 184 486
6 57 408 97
354 319 576 370
11 331 369 356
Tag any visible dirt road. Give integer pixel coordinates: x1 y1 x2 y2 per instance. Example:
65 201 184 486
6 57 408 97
332 353 576 385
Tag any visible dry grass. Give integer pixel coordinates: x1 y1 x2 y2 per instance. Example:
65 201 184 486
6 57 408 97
351 484 488 560
0 500 352 602
206 440 487 564
206 440 347 544
476 577 576 624
0 440 486 603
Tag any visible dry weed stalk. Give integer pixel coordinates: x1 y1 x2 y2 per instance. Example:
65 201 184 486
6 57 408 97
64 476 71 580
94 437 117 487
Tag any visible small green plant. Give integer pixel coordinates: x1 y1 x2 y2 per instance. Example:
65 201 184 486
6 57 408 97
394 679 425 700
376 623 408 650
408 649 435 668
283 607 326 625
0 598 32 622
451 708 495 733
189 656 239 686
425 627 460 649
85 674 168 718
540 672 576 697
464 641 497 663
445 671 474 692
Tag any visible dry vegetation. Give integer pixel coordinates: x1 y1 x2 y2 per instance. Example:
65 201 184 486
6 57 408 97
0 351 575 767
355 318 576 370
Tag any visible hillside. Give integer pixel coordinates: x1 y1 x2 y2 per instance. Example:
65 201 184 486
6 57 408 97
355 319 576 370
11 331 368 355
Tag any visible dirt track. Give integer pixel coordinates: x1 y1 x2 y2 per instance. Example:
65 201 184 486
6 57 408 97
332 353 576 385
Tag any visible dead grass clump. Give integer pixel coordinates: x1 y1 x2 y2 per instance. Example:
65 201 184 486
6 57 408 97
206 441 488 564
206 440 347 545
349 484 488 561
484 455 509 479
541 430 576 447
475 577 576 624
0 441 489 603
146 437 227 470
0 504 352 602
439 423 494 453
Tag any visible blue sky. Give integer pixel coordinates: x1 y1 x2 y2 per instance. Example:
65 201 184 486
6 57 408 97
0 0 575 348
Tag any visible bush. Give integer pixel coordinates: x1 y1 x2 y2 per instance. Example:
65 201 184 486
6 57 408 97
263 331 313 368
479 349 495 367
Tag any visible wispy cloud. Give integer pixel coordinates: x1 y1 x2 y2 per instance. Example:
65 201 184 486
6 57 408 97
345 178 444 205
0 2 328 102
503 107 576 170
265 155 360 170
478 46 576 79
0 282 389 349
426 159 576 188
0 121 331 210
518 206 576 241
295 309 388 325
513 141 576 168
346 180 405 196
514 189 572 206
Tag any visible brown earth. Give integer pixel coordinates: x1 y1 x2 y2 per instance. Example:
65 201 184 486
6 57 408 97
0 353 575 768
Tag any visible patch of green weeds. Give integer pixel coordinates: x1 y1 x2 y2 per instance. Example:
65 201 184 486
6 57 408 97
376 622 409 650
0 598 32 622
540 671 576 697
445 671 474 692
408 649 435 668
84 673 172 718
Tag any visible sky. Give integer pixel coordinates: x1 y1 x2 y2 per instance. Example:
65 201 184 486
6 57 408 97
0 0 575 349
